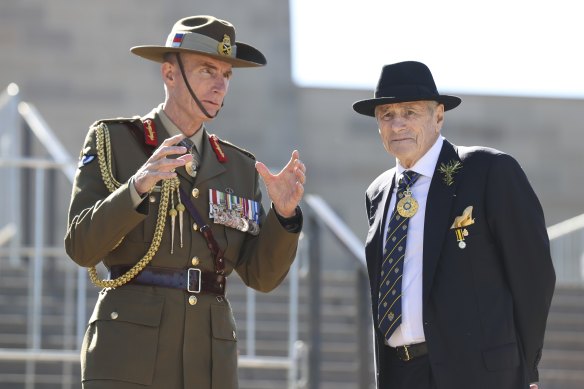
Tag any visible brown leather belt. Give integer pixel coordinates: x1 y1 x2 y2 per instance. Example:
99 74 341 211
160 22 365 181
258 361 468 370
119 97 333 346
109 265 226 296
390 342 428 362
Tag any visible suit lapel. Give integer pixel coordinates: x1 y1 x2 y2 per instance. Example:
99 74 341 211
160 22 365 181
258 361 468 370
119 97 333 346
194 130 227 185
423 140 459 304
366 171 396 310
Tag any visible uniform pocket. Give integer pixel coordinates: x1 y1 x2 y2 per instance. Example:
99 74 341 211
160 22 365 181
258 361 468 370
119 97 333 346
82 288 164 385
211 303 238 389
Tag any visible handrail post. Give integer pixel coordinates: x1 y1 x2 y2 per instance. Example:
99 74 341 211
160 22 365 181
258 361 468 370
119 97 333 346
0 84 23 267
356 271 372 389
308 213 321 389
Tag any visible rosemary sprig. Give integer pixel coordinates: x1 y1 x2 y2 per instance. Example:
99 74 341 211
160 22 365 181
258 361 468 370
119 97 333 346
438 160 462 186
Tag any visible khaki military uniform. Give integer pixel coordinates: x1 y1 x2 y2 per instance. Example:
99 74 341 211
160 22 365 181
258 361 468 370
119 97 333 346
65 107 300 388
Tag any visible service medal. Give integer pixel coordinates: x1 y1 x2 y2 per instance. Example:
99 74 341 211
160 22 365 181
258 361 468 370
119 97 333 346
247 220 260 236
397 189 418 218
454 228 469 249
185 160 198 177
239 218 249 232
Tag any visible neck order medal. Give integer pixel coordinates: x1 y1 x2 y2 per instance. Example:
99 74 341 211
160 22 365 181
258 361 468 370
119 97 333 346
397 187 418 218
185 160 198 177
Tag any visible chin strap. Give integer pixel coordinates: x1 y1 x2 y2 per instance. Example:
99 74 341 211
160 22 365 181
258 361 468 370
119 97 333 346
175 53 224 119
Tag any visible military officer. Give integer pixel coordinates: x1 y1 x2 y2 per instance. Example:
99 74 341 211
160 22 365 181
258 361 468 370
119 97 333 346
65 15 306 389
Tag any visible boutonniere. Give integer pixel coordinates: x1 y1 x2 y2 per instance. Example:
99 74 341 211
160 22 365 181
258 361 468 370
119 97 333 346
438 160 462 186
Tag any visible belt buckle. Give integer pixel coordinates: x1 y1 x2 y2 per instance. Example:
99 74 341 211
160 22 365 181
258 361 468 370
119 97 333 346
187 268 202 293
402 345 412 362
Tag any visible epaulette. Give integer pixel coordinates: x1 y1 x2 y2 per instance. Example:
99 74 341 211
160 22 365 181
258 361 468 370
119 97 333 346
92 116 157 156
91 116 143 128
210 134 256 161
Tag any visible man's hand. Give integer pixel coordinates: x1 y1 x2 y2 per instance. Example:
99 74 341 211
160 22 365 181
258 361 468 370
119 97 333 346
530 384 539 389
133 134 193 195
255 150 306 218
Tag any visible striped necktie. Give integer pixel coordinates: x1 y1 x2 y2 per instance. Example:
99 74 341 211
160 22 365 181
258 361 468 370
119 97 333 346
180 137 200 177
378 170 420 342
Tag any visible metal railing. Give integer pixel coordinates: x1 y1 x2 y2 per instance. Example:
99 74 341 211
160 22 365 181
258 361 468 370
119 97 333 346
548 213 584 286
0 84 307 388
304 195 374 389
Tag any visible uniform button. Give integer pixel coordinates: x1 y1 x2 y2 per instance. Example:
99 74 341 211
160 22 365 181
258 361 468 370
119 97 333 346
191 256 200 266
192 223 198 231
149 195 156 203
192 188 199 198
216 296 224 303
110 312 119 320
232 330 237 340
189 296 198 305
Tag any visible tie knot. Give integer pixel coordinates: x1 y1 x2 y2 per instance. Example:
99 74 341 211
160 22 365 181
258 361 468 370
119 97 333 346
399 170 419 189
179 137 195 151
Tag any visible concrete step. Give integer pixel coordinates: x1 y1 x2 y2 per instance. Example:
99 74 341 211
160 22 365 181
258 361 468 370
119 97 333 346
232 301 357 318
239 379 287 389
546 311 584 332
544 330 584 350
539 349 584 370
2 261 583 389
539 368 584 389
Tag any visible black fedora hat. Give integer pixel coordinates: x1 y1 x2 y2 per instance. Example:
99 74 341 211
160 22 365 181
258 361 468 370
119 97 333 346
131 15 266 68
352 61 461 117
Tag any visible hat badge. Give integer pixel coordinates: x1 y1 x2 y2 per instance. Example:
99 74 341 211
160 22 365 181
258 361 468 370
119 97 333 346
217 34 232 57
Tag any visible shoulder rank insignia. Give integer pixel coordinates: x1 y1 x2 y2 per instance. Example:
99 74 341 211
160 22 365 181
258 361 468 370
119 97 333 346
209 134 228 163
142 119 157 146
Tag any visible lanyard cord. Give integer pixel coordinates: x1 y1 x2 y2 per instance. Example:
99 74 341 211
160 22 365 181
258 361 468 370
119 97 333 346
175 53 224 119
179 187 226 275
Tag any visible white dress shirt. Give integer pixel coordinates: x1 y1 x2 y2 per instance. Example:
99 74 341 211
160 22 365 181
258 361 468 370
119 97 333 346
384 136 444 347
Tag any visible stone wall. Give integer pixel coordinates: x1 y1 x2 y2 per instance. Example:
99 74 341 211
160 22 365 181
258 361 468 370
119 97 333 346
1 0 582 244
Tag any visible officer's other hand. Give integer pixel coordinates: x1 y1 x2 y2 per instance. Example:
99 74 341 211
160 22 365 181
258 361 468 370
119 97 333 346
256 150 306 218
133 134 193 196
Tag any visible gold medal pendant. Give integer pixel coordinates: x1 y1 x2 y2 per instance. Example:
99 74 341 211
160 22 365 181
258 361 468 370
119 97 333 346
185 161 198 178
397 188 418 218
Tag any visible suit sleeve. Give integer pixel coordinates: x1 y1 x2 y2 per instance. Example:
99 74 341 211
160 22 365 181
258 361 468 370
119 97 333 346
64 125 147 267
233 168 301 293
485 154 556 383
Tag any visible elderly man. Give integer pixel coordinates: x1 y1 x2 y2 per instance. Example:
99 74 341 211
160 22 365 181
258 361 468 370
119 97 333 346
65 15 305 388
354 61 555 389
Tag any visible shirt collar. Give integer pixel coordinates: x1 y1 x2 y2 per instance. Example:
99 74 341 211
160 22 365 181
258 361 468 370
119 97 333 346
155 104 205 153
395 136 444 184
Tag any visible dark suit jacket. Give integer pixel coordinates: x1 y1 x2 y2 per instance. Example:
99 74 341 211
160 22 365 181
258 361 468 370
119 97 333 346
365 139 555 389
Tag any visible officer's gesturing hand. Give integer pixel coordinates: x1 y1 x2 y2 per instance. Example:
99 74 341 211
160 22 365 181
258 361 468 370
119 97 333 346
255 150 306 218
133 134 193 196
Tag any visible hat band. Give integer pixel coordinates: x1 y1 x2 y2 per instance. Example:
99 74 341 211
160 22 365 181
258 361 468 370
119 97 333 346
165 31 238 58
375 84 437 99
